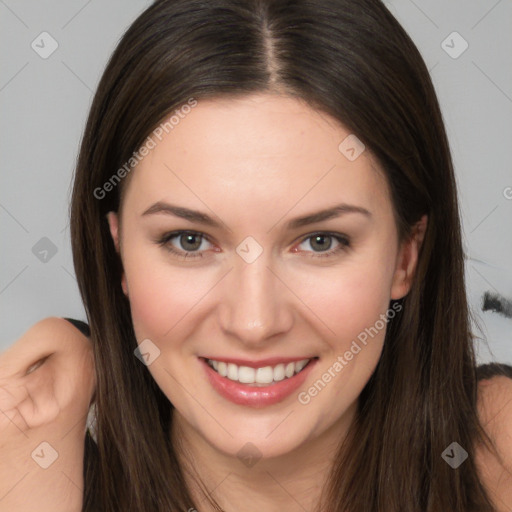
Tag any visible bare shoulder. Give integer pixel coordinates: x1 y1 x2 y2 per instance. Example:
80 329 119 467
19 315 89 344
0 317 94 511
476 374 512 510
3 316 88 353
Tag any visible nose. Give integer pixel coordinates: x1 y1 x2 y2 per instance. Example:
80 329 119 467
217 252 293 347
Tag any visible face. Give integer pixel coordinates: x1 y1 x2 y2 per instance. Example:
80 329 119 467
107 93 425 461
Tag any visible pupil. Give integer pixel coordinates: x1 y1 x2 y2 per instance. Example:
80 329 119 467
182 233 201 251
312 235 331 251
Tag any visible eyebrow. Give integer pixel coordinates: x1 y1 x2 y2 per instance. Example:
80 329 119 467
141 201 372 230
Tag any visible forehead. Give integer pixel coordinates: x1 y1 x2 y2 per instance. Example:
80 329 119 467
122 93 391 221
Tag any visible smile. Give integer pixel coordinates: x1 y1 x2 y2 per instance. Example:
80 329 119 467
200 356 319 407
206 358 312 386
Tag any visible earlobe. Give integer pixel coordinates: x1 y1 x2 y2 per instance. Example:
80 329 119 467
390 214 428 300
106 211 129 297
106 211 120 253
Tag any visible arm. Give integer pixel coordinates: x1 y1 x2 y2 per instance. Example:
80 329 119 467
0 317 96 512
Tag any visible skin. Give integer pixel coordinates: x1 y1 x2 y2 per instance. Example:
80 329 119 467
107 92 427 511
0 94 509 511
0 317 95 512
476 377 512 511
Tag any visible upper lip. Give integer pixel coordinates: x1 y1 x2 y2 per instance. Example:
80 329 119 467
200 356 318 368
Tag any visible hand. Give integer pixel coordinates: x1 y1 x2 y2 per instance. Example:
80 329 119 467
0 317 96 511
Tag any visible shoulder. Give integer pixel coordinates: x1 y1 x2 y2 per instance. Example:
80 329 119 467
27 316 89 337
476 369 512 509
14 316 89 345
2 317 90 371
21 316 90 351
477 372 512 455
0 317 93 511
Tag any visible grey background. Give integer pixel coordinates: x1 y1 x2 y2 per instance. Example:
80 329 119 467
1 0 511 363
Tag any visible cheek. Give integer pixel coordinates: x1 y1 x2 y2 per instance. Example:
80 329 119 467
123 229 397 349
295 263 394 423
291 255 395 349
123 243 229 350
122 245 216 341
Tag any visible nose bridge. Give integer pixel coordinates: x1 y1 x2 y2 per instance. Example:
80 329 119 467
219 250 291 344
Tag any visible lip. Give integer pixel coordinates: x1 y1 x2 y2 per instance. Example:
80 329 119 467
200 356 318 408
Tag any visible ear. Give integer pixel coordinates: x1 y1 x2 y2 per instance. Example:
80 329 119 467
106 211 129 297
106 211 121 252
390 214 428 300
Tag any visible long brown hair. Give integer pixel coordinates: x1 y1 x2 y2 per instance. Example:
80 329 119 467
70 0 500 510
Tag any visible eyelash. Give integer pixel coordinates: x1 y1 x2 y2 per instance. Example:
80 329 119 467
156 230 351 260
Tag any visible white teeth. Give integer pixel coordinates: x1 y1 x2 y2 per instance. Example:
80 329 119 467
217 361 227 377
255 366 274 384
238 366 255 383
207 358 312 385
227 363 238 381
285 362 295 378
294 360 308 373
273 363 285 381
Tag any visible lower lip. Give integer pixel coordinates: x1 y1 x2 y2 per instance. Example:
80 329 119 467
200 357 318 408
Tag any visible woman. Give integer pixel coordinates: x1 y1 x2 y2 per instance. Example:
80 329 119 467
1 0 511 510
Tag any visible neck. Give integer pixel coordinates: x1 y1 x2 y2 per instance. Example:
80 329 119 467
171 402 357 512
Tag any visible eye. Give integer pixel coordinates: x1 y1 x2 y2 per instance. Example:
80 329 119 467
157 231 213 260
294 232 351 258
156 230 351 260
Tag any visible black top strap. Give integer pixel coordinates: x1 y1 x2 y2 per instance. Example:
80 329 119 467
63 317 91 337
476 362 512 381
